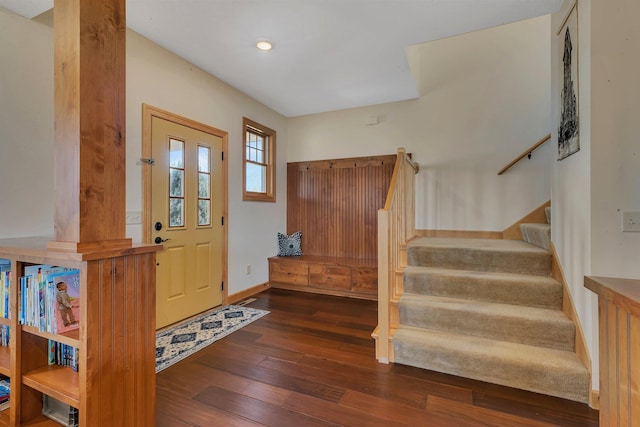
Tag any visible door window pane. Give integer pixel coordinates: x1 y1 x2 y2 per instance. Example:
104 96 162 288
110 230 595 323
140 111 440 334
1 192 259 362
198 146 210 173
169 198 184 227
198 145 211 226
170 169 184 197
199 173 210 198
170 139 184 168
168 138 185 227
198 200 210 226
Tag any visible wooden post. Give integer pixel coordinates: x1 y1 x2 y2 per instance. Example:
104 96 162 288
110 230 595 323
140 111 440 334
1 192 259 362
50 0 131 251
44 1 157 425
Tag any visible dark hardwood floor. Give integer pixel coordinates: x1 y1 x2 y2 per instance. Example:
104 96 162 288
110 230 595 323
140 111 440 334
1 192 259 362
156 288 599 426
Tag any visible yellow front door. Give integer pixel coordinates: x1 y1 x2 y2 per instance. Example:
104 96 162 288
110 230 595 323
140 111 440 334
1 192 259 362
151 116 224 328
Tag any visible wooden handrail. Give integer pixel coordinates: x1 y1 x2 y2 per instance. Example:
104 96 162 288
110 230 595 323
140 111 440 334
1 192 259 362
382 154 403 210
497 133 551 175
405 155 420 174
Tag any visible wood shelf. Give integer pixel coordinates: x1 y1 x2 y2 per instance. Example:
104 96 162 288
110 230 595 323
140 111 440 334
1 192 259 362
0 319 9 327
0 237 159 426
0 409 8 427
20 326 79 349
20 415 61 426
22 366 79 409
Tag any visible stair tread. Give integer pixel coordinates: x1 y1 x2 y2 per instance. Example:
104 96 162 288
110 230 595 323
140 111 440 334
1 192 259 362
407 237 551 276
403 266 563 309
398 294 575 351
399 294 571 324
393 325 590 402
394 325 586 370
403 266 559 283
408 237 549 253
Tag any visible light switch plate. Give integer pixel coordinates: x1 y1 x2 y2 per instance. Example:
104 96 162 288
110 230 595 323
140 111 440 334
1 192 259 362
622 211 640 232
126 211 142 225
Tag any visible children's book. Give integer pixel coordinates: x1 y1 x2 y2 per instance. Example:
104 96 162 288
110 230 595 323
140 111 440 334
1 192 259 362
0 325 9 347
0 261 10 319
0 376 10 411
47 340 79 372
20 265 70 329
45 269 80 334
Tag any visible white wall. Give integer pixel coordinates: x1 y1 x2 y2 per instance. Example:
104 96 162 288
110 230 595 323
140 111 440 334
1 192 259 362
0 9 287 296
550 0 597 389
552 0 640 392
590 1 640 278
589 0 640 386
288 16 552 231
0 9 54 238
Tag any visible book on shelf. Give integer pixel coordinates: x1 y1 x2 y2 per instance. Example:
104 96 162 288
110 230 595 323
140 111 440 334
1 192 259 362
0 325 8 347
0 260 10 319
48 340 79 372
20 266 80 335
0 376 9 411
20 265 67 329
46 269 80 334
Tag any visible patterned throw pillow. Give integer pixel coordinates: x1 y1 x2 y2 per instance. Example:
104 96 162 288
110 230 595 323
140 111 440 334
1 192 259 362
277 231 303 256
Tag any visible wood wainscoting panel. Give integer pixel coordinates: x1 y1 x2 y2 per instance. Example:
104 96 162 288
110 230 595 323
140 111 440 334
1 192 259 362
287 155 396 260
586 276 640 424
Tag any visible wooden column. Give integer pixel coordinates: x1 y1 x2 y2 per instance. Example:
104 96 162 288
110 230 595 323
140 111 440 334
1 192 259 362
51 0 130 251
45 1 158 425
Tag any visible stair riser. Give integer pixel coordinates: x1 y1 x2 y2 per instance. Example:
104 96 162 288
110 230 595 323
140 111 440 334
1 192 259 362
398 303 575 351
404 271 562 309
545 207 551 225
407 248 551 276
393 339 589 403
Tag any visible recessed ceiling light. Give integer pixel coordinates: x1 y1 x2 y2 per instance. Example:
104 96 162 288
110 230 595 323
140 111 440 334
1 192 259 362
256 40 273 51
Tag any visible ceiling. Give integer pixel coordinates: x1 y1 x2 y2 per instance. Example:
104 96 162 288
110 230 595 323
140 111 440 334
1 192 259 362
1 0 562 117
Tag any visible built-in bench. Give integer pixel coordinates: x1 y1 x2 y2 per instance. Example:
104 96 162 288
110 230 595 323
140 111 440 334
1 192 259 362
270 154 396 301
268 255 377 300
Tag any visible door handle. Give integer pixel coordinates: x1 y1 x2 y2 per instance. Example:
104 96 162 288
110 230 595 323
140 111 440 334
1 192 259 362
155 237 171 244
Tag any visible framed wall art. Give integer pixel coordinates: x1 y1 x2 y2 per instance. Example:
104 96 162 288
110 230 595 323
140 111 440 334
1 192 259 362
557 2 579 160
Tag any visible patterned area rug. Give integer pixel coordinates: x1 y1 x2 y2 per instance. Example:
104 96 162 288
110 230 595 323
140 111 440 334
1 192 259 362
156 305 269 372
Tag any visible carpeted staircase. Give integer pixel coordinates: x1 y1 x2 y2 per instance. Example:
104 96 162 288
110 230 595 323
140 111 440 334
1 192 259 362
393 208 590 403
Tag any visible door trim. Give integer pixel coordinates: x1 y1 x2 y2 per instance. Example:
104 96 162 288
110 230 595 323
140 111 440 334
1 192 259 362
142 103 229 304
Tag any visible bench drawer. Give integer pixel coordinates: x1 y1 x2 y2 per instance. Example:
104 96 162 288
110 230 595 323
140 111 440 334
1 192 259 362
351 268 378 294
269 259 308 286
309 264 351 290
